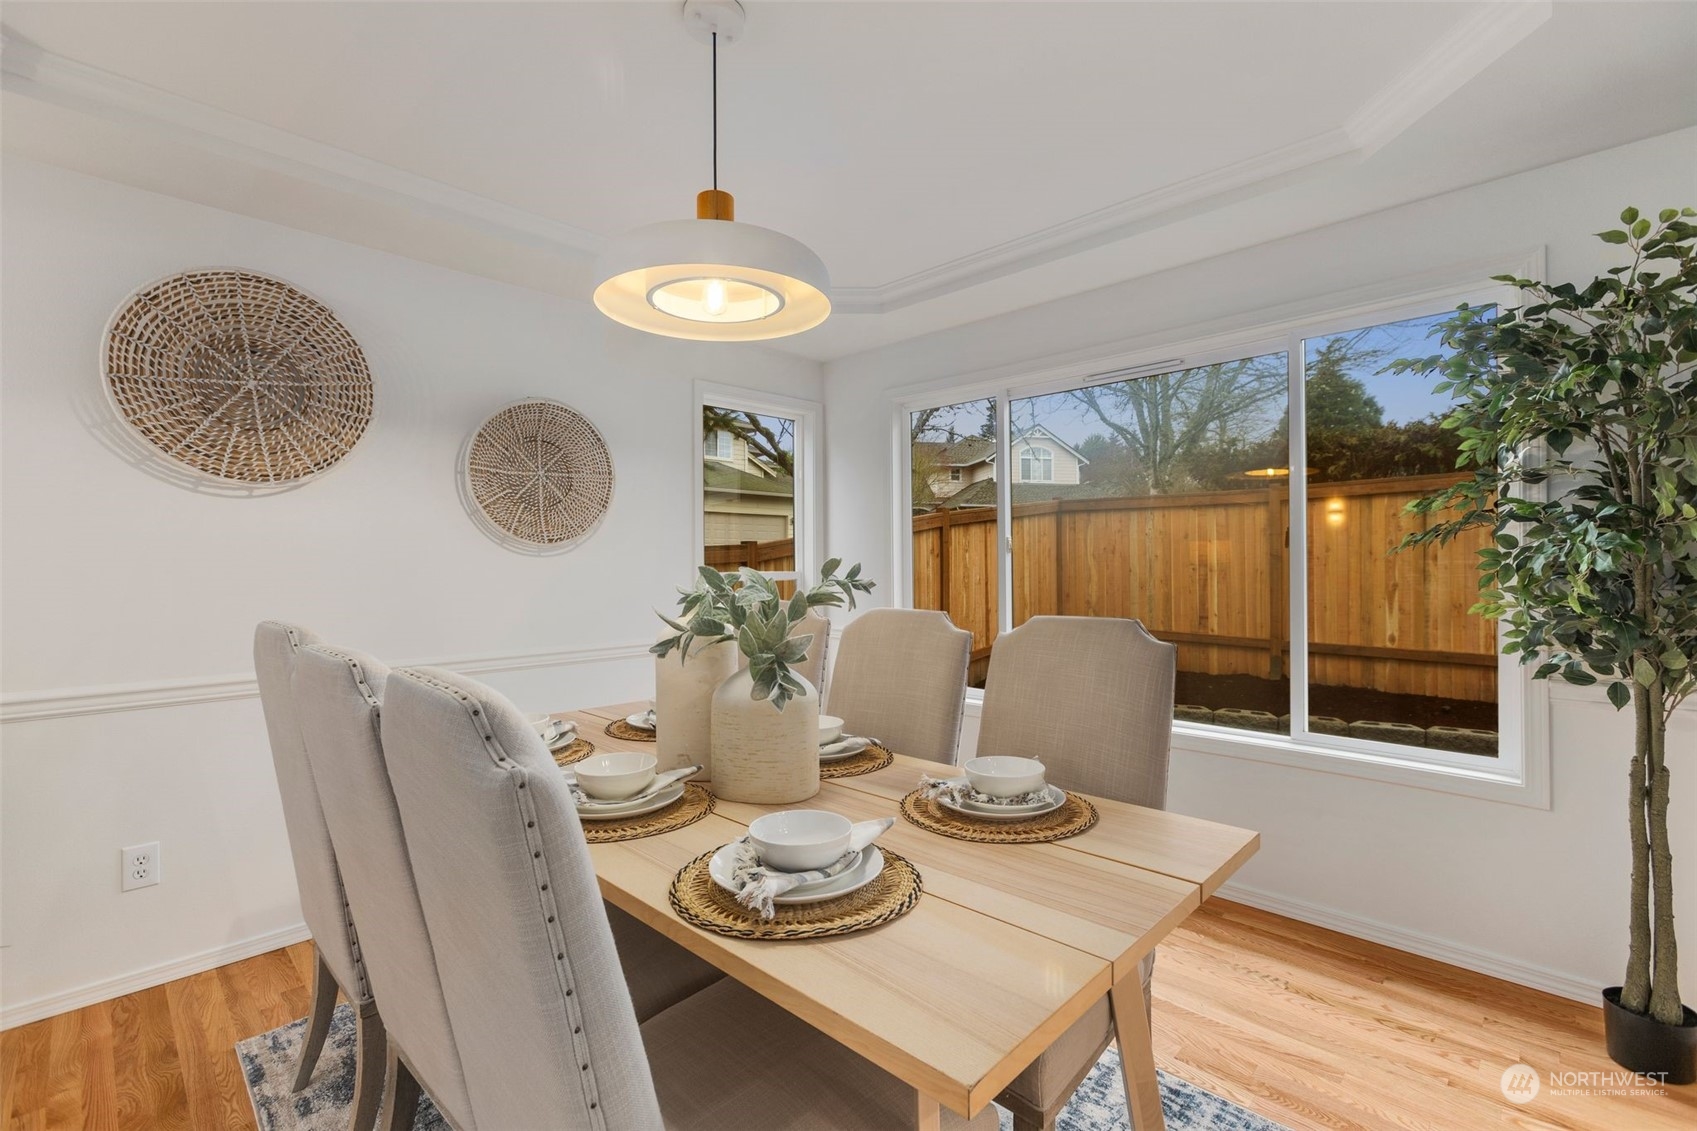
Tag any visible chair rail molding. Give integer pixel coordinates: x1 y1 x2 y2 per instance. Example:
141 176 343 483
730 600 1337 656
0 1 1550 316
0 641 653 724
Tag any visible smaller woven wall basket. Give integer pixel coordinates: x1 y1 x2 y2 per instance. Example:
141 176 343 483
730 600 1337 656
462 399 614 552
103 269 374 486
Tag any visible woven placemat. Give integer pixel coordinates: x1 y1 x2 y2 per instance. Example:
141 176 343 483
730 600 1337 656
819 743 894 779
551 738 595 768
900 789 1099 844
603 719 657 743
668 848 922 940
581 784 715 844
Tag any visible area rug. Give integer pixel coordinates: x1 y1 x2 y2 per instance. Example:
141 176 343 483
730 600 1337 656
238 1003 1289 1130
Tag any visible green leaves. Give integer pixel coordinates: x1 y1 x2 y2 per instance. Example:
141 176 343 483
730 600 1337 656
652 557 879 710
1393 206 1697 720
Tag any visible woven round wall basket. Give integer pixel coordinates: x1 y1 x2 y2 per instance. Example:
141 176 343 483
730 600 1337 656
461 399 614 553
102 268 373 490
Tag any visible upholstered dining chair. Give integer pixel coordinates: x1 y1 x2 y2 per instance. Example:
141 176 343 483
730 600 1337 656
293 644 478 1131
826 608 973 763
252 622 383 1128
381 665 998 1130
974 615 1177 1131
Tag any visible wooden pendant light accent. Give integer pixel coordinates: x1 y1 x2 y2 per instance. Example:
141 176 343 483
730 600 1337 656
696 189 735 221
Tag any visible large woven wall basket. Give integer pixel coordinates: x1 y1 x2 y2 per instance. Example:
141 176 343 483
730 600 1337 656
102 269 374 489
461 399 615 554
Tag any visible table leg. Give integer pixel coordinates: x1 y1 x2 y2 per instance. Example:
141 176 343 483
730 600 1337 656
1108 973 1165 1131
914 1092 942 1131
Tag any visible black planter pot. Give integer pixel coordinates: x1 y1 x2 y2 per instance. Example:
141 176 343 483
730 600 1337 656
1603 987 1697 1085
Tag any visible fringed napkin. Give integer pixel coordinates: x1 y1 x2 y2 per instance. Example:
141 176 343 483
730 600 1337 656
919 774 1051 808
819 734 878 759
728 817 895 920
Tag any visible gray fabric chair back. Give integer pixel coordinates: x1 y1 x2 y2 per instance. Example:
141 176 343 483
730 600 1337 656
976 616 1176 808
382 666 661 1130
826 608 972 763
253 621 368 1004
293 646 477 1130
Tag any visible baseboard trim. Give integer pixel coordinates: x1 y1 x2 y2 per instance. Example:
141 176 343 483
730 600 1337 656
1215 880 1602 1005
1 922 311 1030
1 642 652 723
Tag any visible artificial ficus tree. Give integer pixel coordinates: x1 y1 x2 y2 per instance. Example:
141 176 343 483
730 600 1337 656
1389 207 1696 1025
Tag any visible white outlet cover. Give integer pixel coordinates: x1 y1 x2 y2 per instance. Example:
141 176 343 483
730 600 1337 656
122 841 160 891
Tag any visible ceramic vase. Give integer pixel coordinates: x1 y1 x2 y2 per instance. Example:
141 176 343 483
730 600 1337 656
709 668 820 804
654 637 735 777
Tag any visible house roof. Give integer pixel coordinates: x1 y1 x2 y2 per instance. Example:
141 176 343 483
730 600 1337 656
933 479 1114 509
914 428 1090 469
913 436 995 467
704 462 795 498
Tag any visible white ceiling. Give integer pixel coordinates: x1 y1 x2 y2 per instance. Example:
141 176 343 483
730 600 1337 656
4 2 1695 362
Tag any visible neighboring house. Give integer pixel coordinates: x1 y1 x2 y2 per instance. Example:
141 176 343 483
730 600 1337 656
703 428 796 543
914 427 1091 509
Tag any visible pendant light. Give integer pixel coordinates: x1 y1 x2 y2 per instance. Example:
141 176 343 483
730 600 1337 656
593 0 830 342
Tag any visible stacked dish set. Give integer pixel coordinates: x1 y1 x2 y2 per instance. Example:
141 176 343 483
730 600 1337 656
923 757 1068 822
568 753 702 821
624 705 656 733
816 714 874 762
526 713 580 753
710 811 895 919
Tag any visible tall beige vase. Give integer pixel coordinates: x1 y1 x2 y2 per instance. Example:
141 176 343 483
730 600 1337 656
654 637 736 777
709 668 820 804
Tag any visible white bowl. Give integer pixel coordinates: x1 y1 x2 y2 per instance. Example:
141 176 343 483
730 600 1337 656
747 810 852 873
817 715 845 746
574 752 657 801
963 756 1047 798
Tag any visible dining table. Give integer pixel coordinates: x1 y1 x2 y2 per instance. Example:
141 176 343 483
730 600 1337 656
555 700 1260 1131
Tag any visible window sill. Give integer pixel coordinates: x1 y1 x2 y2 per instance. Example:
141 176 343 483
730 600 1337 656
1170 721 1549 808
961 691 1550 809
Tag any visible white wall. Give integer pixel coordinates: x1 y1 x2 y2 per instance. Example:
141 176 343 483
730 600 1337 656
824 127 1697 1006
0 159 822 1024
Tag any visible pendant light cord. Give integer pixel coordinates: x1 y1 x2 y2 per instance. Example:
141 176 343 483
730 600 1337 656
711 31 719 192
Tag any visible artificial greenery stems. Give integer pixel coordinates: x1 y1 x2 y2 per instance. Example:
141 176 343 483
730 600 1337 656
1392 207 1695 1030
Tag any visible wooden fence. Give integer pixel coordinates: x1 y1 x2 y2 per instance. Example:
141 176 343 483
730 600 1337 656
913 472 1496 702
704 537 795 574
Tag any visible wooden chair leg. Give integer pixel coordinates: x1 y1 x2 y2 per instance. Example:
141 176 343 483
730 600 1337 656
1109 973 1165 1131
380 1045 423 1131
350 1000 388 1131
291 946 339 1092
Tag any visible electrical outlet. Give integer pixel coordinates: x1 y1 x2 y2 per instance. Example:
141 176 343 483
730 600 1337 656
122 842 160 892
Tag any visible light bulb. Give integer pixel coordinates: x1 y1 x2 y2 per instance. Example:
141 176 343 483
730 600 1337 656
703 278 728 316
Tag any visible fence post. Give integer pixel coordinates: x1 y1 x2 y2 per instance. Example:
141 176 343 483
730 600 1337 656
937 508 953 625
1267 480 1285 681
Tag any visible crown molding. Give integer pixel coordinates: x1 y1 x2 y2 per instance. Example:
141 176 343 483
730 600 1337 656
1 2 1549 316
0 641 652 723
0 29 604 259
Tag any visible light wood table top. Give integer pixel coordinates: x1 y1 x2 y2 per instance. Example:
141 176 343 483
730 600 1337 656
558 706 1259 1121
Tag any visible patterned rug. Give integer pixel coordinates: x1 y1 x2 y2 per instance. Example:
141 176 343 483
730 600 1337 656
238 1003 1289 1130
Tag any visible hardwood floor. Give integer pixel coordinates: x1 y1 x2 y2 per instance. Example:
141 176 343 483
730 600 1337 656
4 901 1692 1130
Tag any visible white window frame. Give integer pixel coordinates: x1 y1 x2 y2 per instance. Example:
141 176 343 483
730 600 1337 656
694 382 819 586
890 252 1551 807
704 429 734 461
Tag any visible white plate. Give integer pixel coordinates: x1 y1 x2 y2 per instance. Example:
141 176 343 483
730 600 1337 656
708 844 885 906
547 728 579 751
625 711 656 731
575 781 684 821
819 740 873 764
938 785 1067 822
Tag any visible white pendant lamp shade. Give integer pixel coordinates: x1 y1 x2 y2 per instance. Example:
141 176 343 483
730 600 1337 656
593 213 831 342
593 0 830 342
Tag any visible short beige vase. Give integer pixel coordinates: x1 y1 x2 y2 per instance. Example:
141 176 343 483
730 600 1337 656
709 668 821 804
654 637 736 777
